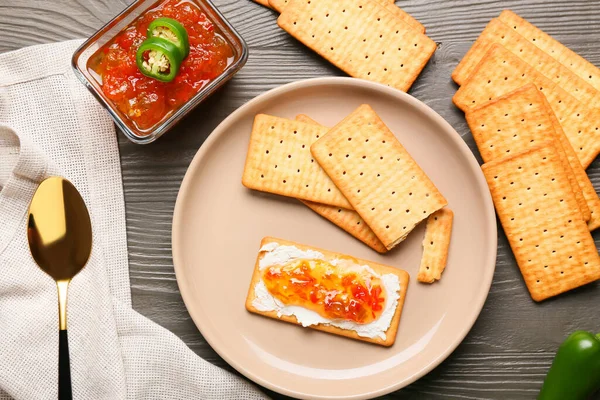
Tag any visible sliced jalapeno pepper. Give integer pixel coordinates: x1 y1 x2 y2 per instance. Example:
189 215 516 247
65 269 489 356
147 17 190 59
136 37 181 82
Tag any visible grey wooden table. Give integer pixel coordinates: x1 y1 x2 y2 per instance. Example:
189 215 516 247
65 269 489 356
1 0 599 398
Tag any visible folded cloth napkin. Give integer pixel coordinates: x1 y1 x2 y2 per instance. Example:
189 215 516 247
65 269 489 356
0 40 268 400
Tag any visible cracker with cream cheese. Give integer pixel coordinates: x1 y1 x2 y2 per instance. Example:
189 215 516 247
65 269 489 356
245 237 410 346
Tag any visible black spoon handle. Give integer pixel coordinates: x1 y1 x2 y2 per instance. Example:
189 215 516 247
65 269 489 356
59 330 72 400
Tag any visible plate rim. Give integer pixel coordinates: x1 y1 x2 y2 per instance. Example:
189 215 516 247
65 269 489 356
172 77 498 399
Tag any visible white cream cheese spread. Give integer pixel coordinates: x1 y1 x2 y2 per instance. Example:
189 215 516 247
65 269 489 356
252 242 401 340
258 243 325 270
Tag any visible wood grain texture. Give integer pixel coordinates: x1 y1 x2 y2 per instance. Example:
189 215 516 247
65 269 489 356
1 0 599 398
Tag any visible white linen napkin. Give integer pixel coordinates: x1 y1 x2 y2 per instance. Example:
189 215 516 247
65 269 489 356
0 40 268 400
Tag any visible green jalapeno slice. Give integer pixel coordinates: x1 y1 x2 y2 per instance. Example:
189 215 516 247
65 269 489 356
147 17 190 59
135 37 181 82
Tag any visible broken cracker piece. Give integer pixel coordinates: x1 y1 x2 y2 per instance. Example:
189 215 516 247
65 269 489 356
417 208 454 283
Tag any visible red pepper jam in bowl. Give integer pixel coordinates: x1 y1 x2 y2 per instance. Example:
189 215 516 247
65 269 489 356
73 0 247 143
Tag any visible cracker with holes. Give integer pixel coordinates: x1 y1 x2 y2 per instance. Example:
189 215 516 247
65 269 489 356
537 91 600 232
466 84 591 222
277 0 436 92
294 114 387 253
311 104 447 250
417 208 454 284
452 19 600 108
453 44 600 169
245 237 410 346
482 145 600 301
498 10 600 93
270 0 402 16
242 114 352 208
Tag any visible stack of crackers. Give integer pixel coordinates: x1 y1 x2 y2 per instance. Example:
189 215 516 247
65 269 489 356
242 104 454 283
251 0 435 92
452 10 600 301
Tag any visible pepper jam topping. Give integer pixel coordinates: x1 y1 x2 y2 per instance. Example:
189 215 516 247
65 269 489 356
262 259 386 324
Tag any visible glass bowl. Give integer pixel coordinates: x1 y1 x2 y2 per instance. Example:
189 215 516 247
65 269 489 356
72 0 248 144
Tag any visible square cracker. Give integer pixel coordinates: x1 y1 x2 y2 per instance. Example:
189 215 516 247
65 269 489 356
465 84 591 222
277 0 436 92
242 114 352 208
295 114 387 253
245 237 410 346
417 208 454 283
451 18 600 109
499 10 600 93
453 44 600 169
482 145 600 301
311 104 447 250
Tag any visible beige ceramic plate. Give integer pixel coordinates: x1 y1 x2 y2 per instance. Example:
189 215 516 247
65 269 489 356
172 77 497 399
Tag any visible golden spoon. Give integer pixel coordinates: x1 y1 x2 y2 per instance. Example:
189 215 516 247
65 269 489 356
27 177 92 400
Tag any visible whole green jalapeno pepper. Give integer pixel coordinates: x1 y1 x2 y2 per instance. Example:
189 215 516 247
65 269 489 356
538 331 600 400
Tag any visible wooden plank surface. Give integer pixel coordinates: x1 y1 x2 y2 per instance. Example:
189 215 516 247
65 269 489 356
1 0 599 398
